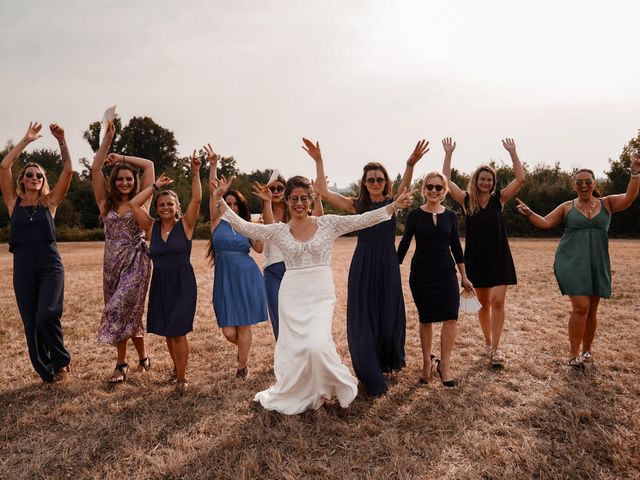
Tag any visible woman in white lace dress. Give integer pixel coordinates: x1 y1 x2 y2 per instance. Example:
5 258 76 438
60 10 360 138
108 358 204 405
212 175 414 415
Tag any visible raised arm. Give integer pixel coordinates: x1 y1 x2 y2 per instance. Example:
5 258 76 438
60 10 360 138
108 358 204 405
130 173 172 237
395 139 429 199
302 137 356 213
311 179 324 217
47 124 74 213
206 143 224 230
181 151 203 239
603 154 640 213
441 137 466 206
252 181 274 224
498 138 525 204
0 122 43 213
516 198 568 230
91 121 115 214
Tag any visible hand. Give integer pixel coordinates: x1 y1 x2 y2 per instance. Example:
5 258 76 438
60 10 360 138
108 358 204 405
155 173 173 189
442 137 456 154
515 198 532 216
203 143 219 162
49 123 65 142
302 138 322 163
252 181 272 202
631 151 640 175
190 150 202 172
311 179 322 200
393 187 416 210
211 176 234 200
23 122 43 143
105 153 122 166
103 121 115 144
502 138 517 154
407 139 429 166
461 276 474 292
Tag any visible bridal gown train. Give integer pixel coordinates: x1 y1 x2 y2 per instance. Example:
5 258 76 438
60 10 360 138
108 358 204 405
222 205 393 415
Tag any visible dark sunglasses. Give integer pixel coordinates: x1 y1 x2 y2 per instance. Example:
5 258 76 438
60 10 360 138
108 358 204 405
25 172 44 180
425 184 444 191
365 177 385 185
268 185 285 193
575 179 593 186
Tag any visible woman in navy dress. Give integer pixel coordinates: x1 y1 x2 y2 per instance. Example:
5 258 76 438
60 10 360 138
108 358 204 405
398 172 473 387
130 152 202 396
303 137 429 396
442 137 524 368
206 143 267 378
0 122 73 383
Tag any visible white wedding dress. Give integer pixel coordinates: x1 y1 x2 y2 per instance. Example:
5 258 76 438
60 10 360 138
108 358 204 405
222 205 393 414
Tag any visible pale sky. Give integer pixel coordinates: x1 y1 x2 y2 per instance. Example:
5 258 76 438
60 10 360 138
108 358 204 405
1 0 639 187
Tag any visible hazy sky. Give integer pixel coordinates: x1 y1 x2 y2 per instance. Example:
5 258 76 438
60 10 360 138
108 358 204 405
1 0 639 187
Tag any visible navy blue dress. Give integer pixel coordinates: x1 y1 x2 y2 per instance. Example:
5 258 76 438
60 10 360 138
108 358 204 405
347 199 406 396
398 208 464 322
147 220 197 337
212 220 268 327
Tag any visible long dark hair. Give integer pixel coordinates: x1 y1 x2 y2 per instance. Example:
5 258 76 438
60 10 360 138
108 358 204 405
104 163 140 214
353 162 392 214
573 169 601 198
206 190 251 265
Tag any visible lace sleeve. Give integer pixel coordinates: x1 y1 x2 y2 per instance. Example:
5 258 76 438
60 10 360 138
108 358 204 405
222 207 279 242
323 205 392 239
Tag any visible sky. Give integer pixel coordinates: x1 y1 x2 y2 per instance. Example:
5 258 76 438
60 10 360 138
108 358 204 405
1 0 639 187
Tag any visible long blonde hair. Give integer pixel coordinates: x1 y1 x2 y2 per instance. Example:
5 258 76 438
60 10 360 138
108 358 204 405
465 165 496 215
16 162 51 207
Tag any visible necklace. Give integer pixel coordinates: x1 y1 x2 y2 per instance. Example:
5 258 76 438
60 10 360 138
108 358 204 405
22 205 38 222
575 199 597 218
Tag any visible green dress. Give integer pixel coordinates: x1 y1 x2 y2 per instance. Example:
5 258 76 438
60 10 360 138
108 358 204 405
553 199 611 298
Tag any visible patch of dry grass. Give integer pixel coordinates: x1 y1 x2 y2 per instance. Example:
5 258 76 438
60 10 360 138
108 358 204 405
1 238 639 479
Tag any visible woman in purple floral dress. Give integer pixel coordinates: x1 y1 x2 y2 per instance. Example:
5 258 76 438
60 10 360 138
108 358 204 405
91 121 154 383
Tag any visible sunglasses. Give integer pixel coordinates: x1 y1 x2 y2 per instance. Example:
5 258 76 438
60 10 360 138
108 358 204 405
365 177 385 185
288 195 310 204
575 179 593 186
268 185 285 193
25 172 44 180
425 184 444 192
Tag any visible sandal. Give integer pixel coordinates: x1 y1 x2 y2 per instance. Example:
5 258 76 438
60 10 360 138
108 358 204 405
236 367 248 380
581 351 593 364
174 381 188 397
136 357 151 373
107 363 128 384
419 355 438 385
490 350 505 368
568 357 585 371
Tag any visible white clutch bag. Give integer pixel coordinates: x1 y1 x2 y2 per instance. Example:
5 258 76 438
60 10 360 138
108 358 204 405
459 289 482 314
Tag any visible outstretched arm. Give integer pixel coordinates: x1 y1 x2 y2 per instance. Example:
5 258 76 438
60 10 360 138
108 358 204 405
91 121 115 215
302 137 356 213
441 137 466 207
395 139 429 199
0 122 43 214
516 198 567 230
603 154 640 213
499 138 525 204
47 124 74 213
182 151 203 239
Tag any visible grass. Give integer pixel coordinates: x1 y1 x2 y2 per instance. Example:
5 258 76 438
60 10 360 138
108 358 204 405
1 238 639 480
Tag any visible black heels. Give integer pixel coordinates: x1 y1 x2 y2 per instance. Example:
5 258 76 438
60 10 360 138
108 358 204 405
435 359 459 388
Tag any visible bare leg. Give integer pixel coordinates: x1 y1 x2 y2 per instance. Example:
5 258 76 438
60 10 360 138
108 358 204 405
237 326 252 369
169 335 189 383
116 340 127 364
166 336 176 374
475 287 492 350
489 285 508 351
568 296 590 359
439 320 457 382
221 326 239 346
419 323 433 379
582 296 600 353
131 336 147 360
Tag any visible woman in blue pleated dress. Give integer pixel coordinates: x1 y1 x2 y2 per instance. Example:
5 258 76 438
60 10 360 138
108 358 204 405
205 144 267 379
303 137 429 396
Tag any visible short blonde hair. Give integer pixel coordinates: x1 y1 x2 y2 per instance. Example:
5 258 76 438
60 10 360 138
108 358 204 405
422 171 449 199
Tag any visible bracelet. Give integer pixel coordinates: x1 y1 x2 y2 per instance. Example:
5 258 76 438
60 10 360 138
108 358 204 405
152 183 159 191
390 202 399 212
215 199 224 208
631 172 640 178
59 142 66 147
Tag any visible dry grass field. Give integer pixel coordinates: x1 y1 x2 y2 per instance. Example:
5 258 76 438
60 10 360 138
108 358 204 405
1 238 639 480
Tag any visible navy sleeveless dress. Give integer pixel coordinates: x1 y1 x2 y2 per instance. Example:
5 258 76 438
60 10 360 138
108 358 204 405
10 197 71 382
147 220 197 337
347 199 406 396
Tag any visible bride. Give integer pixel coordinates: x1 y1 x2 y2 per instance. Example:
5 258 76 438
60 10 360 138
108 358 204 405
212 172 413 415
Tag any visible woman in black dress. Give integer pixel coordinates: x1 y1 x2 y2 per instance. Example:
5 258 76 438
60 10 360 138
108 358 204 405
398 172 473 386
130 152 202 396
0 122 73 383
442 138 524 368
303 138 429 396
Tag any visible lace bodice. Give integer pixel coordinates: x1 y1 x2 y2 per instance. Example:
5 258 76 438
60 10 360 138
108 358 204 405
222 206 392 269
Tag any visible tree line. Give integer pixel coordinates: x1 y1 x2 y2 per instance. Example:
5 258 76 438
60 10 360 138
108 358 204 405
1 116 638 241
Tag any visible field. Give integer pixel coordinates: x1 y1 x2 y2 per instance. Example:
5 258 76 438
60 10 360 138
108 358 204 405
1 238 639 480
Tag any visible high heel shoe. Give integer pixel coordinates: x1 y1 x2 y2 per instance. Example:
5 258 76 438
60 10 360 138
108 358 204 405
419 355 437 385
435 359 459 388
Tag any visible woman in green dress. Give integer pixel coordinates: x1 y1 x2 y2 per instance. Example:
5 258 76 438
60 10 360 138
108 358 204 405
515 156 640 369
